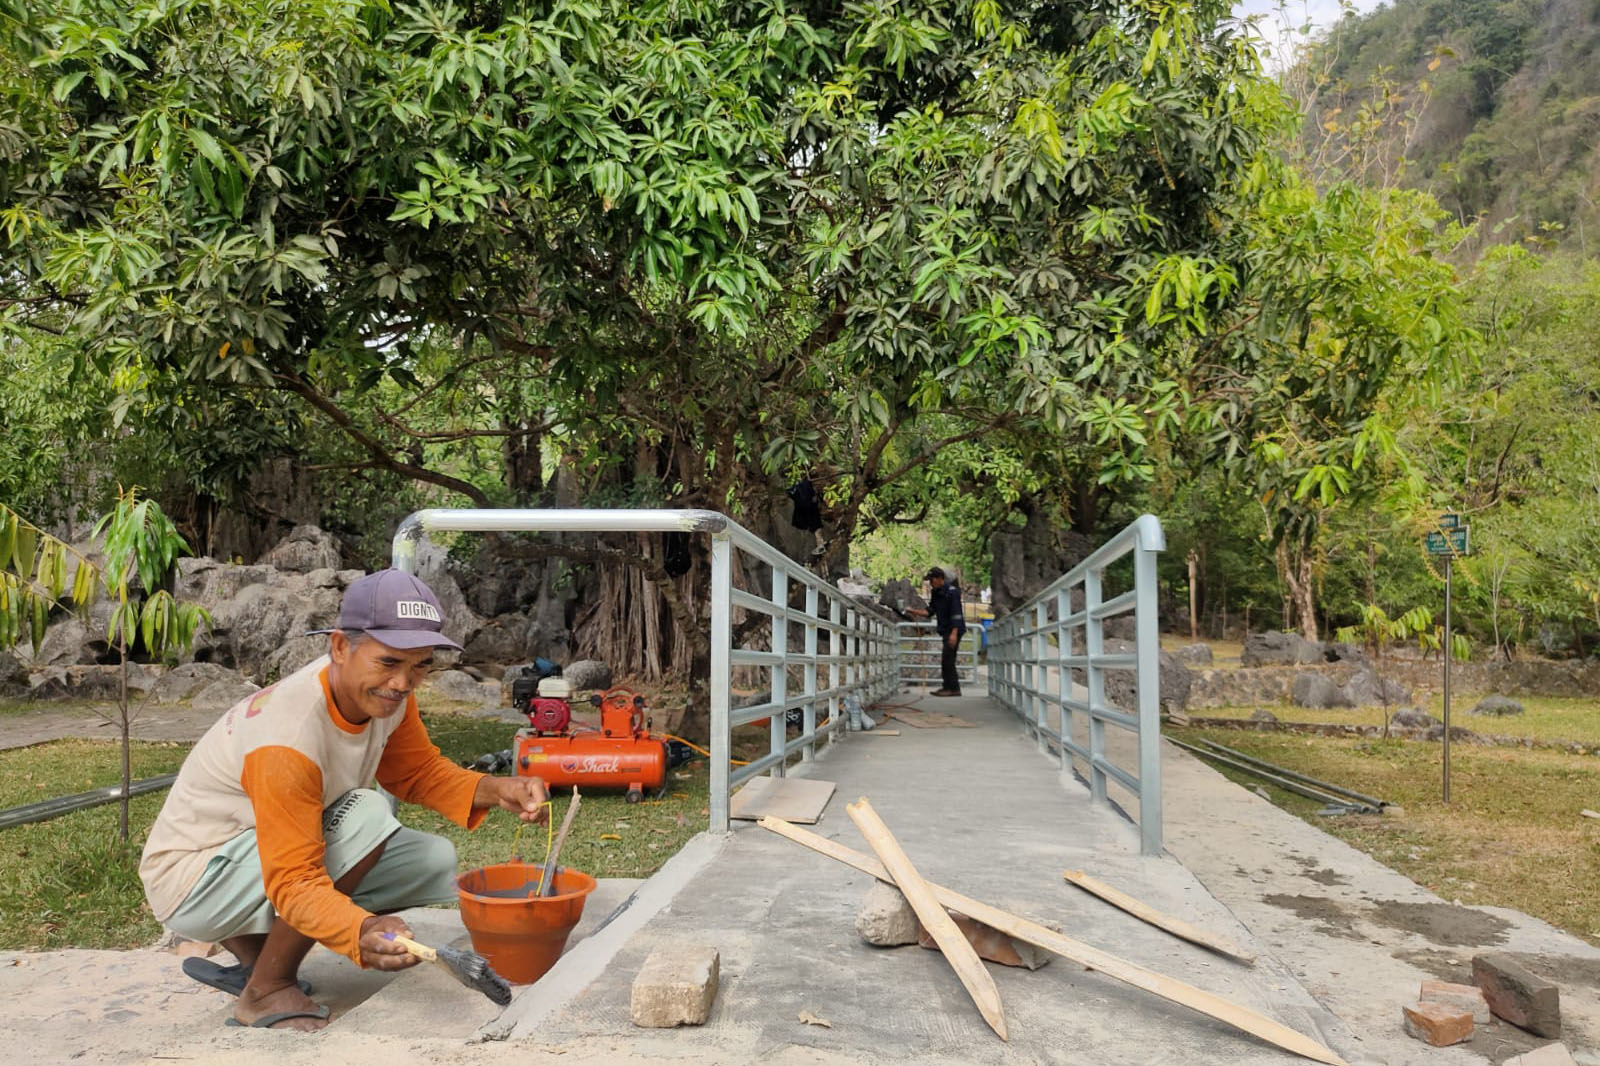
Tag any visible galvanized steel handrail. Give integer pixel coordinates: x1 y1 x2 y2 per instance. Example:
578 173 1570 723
392 508 899 832
986 514 1166 855
895 621 980 688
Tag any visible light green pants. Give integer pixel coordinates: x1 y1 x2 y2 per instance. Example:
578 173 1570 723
162 789 458 942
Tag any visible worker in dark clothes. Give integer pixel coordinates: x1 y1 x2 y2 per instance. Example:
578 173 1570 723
909 566 966 696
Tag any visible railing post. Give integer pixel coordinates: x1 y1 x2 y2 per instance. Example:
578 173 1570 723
803 585 819 757
1084 566 1107 805
709 532 733 832
829 597 842 731
1135 536 1163 856
1055 588 1070 769
1034 601 1049 752
770 565 788 777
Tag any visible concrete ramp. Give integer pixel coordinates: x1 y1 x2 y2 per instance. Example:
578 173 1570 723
492 692 1351 1064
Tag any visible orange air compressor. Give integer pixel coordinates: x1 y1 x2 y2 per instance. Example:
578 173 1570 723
512 681 668 803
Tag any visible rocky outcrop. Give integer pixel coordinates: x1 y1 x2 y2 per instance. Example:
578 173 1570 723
1470 695 1525 716
1342 670 1412 707
1292 674 1353 709
257 525 343 573
1241 631 1326 667
1173 642 1213 666
1103 640 1192 714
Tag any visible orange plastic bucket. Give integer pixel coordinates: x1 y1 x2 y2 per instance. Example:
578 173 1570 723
455 862 596 984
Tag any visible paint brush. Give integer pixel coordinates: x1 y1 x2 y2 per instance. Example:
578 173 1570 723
537 787 582 897
385 933 513 1006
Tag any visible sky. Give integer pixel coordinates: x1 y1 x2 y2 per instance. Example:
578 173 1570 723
1233 1 1391 68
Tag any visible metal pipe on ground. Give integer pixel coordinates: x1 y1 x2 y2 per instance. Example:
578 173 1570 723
1165 738 1379 814
1190 738 1386 810
0 774 178 831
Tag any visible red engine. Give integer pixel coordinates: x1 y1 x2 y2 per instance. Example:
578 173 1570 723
514 687 667 803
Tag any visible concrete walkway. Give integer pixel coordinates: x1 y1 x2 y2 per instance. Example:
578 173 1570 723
4 688 1598 1065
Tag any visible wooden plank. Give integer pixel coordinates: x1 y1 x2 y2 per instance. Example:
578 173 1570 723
1062 869 1256 965
758 816 1348 1066
1582 809 1600 820
729 776 836 823
845 798 1008 1041
863 730 901 736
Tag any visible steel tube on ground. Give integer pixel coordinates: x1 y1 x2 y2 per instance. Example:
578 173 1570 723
1166 738 1376 812
0 774 178 831
1192 738 1385 809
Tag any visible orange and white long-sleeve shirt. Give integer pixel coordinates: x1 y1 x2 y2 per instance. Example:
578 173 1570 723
139 655 486 965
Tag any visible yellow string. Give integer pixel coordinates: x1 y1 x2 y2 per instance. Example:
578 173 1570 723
509 799 556 869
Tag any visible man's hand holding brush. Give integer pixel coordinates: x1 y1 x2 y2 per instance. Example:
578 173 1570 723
475 775 551 823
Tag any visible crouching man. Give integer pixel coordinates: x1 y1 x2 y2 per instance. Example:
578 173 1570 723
140 570 548 1031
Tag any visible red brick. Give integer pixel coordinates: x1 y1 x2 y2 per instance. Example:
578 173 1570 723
1402 1002 1473 1047
1420 979 1491 1025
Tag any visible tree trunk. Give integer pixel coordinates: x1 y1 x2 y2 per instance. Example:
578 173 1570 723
119 640 131 843
1276 538 1319 641
1187 549 1199 641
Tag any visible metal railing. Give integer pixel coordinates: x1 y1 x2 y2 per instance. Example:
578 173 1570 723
986 514 1166 855
896 621 980 689
391 509 900 832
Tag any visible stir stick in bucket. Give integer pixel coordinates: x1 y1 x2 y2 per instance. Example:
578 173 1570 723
537 787 581 897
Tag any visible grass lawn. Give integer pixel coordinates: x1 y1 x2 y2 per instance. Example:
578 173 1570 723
1171 725 1600 945
0 710 741 952
1195 693 1600 748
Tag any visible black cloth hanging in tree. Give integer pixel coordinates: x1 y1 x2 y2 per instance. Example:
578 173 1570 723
786 478 823 532
662 531 692 577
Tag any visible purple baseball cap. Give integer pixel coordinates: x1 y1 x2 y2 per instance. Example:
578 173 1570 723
332 569 462 650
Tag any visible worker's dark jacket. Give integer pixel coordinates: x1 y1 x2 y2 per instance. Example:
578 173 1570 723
929 584 967 636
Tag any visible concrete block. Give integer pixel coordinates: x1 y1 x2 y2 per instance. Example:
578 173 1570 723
630 944 719 1028
1505 1045 1579 1066
1473 952 1562 1037
1420 979 1491 1025
856 882 920 947
1402 1002 1473 1047
917 912 1051 970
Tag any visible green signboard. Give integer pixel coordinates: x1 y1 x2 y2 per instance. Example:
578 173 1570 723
1436 512 1462 530
1425 528 1470 556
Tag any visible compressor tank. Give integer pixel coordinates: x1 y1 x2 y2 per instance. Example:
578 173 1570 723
514 732 667 799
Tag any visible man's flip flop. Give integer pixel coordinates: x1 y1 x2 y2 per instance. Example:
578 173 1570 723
182 957 314 996
224 1004 331 1028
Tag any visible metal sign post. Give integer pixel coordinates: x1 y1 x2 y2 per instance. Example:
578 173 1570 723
1426 513 1468 805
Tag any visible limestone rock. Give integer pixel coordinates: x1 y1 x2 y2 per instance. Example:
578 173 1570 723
1291 674 1352 710
1249 708 1279 723
856 881 921 947
1343 670 1411 708
1473 952 1561 1038
1174 643 1213 666
257 525 342 573
1390 708 1438 729
1471 694 1525 716
26 666 72 700
151 662 244 703
66 664 157 701
461 615 528 667
1505 1043 1579 1066
630 944 719 1028
189 676 261 712
260 634 330 683
1241 631 1325 667
425 670 503 708
564 659 614 691
18 618 100 668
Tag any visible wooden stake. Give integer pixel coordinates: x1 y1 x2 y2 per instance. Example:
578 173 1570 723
1063 869 1256 965
537 787 582 896
759 816 1347 1066
845 798 1008 1041
1582 809 1600 821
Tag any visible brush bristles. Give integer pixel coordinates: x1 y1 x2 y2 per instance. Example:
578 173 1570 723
436 944 513 1006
